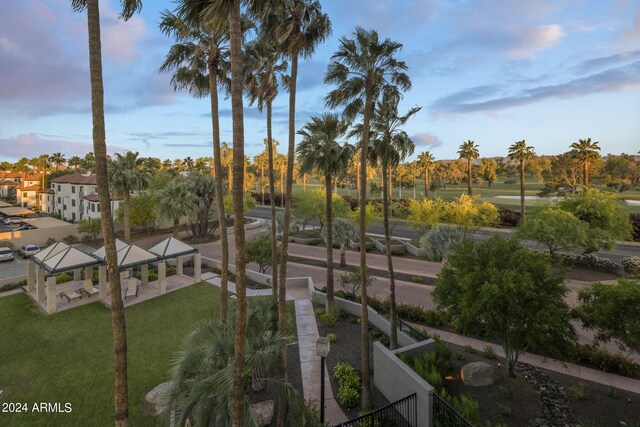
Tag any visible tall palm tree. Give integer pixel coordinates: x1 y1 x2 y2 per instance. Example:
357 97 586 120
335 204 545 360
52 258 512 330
297 114 353 311
245 37 287 299
267 3 331 422
50 152 66 171
458 140 479 195
325 27 411 409
417 151 435 199
108 151 149 241
356 92 418 350
570 138 600 189
159 5 232 319
70 0 141 425
508 140 535 216
156 178 198 238
68 155 82 171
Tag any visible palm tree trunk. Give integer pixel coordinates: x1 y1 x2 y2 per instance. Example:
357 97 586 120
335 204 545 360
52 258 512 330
86 1 128 425
325 174 335 311
425 168 429 199
267 101 278 298
261 164 264 205
229 2 247 426
584 161 589 189
280 167 284 207
172 218 179 238
381 163 398 350
208 58 229 320
356 163 360 203
399 174 402 198
359 92 373 409
467 158 472 195
303 173 306 192
228 165 233 191
123 192 131 241
520 160 525 217
276 50 299 427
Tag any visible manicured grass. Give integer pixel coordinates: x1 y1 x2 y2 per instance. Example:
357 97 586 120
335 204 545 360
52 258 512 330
0 283 297 426
291 178 640 213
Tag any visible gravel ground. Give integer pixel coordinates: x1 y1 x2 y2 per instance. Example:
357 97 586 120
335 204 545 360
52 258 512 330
315 306 390 419
444 343 640 427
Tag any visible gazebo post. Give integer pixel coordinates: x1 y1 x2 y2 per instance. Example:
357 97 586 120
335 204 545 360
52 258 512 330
141 264 149 286
158 262 166 294
176 256 184 276
46 275 57 314
99 265 107 298
73 268 82 282
36 268 46 304
26 260 36 293
193 254 201 283
84 266 93 282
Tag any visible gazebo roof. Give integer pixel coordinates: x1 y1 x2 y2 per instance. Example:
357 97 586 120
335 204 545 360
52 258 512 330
92 240 158 269
32 242 101 274
148 237 197 260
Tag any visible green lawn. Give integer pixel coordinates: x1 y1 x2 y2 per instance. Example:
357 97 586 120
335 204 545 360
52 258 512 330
0 283 297 426
292 178 640 214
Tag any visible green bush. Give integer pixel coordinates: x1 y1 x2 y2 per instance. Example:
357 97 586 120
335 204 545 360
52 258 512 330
46 237 56 246
62 235 77 244
0 280 27 293
463 345 476 354
622 256 640 278
327 333 337 343
498 404 511 416
482 345 497 359
166 267 177 277
334 362 360 409
605 385 620 399
411 275 423 283
569 382 590 400
56 273 73 284
572 344 639 377
307 239 322 246
317 310 338 327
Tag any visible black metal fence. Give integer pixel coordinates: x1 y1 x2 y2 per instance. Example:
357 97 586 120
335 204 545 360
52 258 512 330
376 305 432 343
432 392 473 427
337 393 417 427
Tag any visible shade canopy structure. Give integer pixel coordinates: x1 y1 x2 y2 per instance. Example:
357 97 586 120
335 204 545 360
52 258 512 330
0 201 11 208
0 207 34 216
32 241 102 274
92 240 159 270
148 237 198 260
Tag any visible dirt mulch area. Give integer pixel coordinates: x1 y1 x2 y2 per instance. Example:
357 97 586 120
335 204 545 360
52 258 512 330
554 264 621 282
314 306 390 419
443 343 640 427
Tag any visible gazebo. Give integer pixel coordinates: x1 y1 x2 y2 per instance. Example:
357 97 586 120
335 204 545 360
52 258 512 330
29 242 102 313
148 237 201 293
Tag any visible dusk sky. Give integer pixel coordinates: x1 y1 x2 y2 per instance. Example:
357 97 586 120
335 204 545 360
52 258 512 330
1 0 639 164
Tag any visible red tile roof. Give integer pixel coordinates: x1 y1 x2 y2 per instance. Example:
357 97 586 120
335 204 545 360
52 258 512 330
39 188 55 194
17 185 41 191
1 181 18 186
51 173 97 185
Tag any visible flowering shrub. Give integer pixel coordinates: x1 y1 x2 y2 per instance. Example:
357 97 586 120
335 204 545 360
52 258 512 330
622 256 640 278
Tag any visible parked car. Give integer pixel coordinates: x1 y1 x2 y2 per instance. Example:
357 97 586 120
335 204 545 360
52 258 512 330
3 217 22 225
18 244 40 258
0 247 14 262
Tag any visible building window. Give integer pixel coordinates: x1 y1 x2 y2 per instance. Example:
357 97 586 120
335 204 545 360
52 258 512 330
91 204 95 212
57 197 61 204
71 186 75 194
57 185 61 191
72 213 76 221
97 205 100 213
72 199 76 207
23 192 27 198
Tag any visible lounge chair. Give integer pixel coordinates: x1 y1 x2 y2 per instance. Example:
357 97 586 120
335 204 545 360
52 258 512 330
125 278 139 299
82 279 99 298
59 283 82 303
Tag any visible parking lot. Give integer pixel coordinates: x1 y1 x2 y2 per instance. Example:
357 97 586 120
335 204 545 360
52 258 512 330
0 253 28 281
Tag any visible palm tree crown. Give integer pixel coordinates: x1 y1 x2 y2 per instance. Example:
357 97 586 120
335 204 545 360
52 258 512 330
458 140 479 195
508 140 535 162
296 114 353 178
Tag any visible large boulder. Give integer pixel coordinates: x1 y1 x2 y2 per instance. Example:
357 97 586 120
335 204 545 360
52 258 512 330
145 381 173 416
460 362 497 387
250 400 274 427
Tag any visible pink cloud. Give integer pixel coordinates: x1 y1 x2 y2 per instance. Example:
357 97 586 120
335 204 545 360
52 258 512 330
0 134 126 161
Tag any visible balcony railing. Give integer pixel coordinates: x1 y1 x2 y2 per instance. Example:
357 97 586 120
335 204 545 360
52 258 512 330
337 393 417 427
432 393 473 427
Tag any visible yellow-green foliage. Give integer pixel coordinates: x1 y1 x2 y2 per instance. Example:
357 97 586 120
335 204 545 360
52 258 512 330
407 194 500 234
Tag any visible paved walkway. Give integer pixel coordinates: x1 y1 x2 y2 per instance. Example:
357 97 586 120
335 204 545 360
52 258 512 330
409 322 640 394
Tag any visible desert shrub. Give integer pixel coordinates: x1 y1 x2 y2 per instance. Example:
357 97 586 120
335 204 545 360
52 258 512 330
0 240 13 248
499 209 520 226
605 385 620 399
46 237 56 246
572 344 639 377
62 235 76 244
339 268 373 301
569 382 590 400
579 253 617 270
0 280 26 293
56 273 73 284
482 345 497 359
630 213 640 240
81 234 93 244
622 256 640 278
498 404 512 416
327 333 337 343
317 310 339 327
334 362 360 409
438 389 479 423
411 275 423 283
166 267 177 277
463 345 476 354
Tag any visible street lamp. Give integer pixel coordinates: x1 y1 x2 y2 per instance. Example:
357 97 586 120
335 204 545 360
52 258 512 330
316 336 331 424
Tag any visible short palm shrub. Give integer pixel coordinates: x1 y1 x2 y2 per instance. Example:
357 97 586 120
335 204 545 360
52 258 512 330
482 345 497 359
327 333 337 343
56 273 73 284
